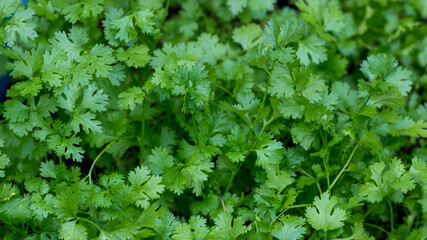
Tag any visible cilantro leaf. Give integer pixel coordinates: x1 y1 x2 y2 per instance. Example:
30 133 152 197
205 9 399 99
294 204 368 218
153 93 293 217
305 192 347 232
297 34 327 66
118 87 146 111
2 6 37 47
254 133 284 169
232 24 263 50
116 44 151 68
272 215 306 240
128 166 164 208
360 158 416 203
212 212 247 240
59 220 88 240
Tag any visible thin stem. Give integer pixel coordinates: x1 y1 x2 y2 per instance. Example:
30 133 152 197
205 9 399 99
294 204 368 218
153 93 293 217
192 116 199 145
323 157 330 196
319 130 331 196
159 0 171 31
299 169 322 194
141 103 146 151
219 195 228 212
127 68 137 83
214 84 234 98
364 207 373 218
260 117 273 135
224 141 257 193
387 199 394 235
364 223 391 237
78 210 90 215
252 62 274 131
329 143 360 191
224 161 244 193
245 114 253 129
272 204 313 223
85 138 118 184
78 217 102 232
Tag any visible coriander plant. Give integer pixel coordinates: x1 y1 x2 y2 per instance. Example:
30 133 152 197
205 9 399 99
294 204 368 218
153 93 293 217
0 0 426 239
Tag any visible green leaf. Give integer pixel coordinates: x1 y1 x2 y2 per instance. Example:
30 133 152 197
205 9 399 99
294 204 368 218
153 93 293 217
296 0 346 41
128 166 165 208
49 28 86 61
118 87 146 111
247 0 275 12
226 0 247 15
153 211 178 239
213 212 247 240
290 123 317 150
197 33 227 65
297 34 327 65
3 6 37 46
0 197 32 223
277 99 305 119
40 160 59 179
263 19 280 48
254 133 284 169
3 99 29 123
172 215 211 240
116 44 151 68
30 193 55 221
59 220 88 240
78 44 116 78
232 24 263 50
53 0 103 24
344 223 375 240
392 117 427 138
360 158 416 203
272 215 306 240
410 157 427 182
269 64 294 99
305 192 347 232
0 153 10 178
360 54 412 96
280 18 307 45
24 177 49 195
70 112 102 134
408 226 427 240
147 147 175 175
54 194 78 221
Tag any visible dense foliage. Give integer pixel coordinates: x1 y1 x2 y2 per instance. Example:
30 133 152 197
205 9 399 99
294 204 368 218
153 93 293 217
1 0 427 239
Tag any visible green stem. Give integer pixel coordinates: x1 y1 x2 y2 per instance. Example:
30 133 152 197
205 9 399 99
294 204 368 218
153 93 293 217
159 0 171 31
224 161 244 193
224 64 274 193
214 84 234 98
323 156 330 196
78 210 90 215
78 217 102 232
272 204 313 223
192 116 199 145
387 198 394 235
127 68 137 83
224 140 257 193
252 62 274 131
319 130 331 195
85 138 118 184
141 103 146 151
329 143 360 191
364 207 373 218
299 169 322 194
364 223 391 237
